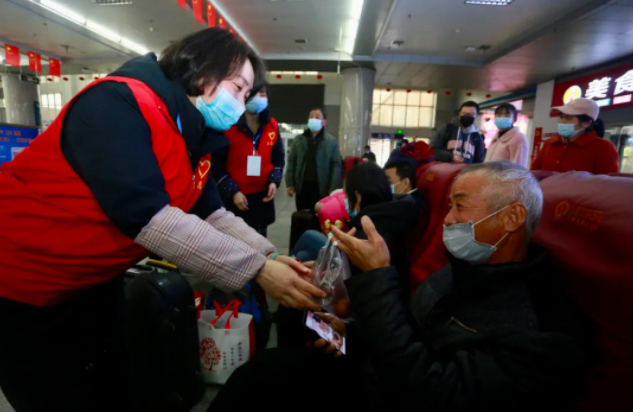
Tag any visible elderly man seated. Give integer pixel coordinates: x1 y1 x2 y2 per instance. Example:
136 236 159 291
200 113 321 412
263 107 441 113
210 161 587 412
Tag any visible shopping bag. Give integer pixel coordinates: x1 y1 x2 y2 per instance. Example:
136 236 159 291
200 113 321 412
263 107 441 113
311 235 352 318
197 300 254 384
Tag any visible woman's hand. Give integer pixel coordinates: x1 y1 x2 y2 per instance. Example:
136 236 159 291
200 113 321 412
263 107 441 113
314 312 347 358
274 255 311 281
263 183 277 203
256 260 325 311
330 216 390 272
233 192 249 211
287 186 295 197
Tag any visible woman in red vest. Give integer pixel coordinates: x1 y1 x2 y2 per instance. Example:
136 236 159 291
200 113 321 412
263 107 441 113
0 29 323 412
213 85 284 237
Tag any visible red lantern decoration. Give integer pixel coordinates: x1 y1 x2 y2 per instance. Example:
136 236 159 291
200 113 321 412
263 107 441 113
407 89 412 93
445 91 451 95
486 94 491 98
94 76 99 80
63 77 69 81
276 74 282 79
317 74 323 80
466 92 472 96
295 75 301 79
427 90 432 94
79 77 85 81
47 78 53 82
386 88 391 92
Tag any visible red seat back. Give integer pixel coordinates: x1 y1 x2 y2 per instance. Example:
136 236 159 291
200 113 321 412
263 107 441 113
533 172 633 411
343 156 362 179
608 172 633 178
409 162 466 290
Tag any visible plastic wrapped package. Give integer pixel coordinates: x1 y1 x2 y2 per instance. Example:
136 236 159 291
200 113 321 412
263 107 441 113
311 235 352 318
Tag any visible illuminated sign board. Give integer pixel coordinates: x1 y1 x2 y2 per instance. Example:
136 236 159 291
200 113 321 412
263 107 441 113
551 63 633 116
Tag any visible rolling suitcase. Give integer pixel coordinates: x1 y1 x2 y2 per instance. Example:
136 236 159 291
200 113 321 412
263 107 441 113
125 265 205 412
289 210 321 251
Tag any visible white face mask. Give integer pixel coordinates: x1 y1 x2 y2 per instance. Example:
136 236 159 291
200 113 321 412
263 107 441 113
443 205 509 264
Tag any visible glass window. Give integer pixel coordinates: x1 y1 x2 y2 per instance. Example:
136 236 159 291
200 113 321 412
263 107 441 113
406 106 419 128
372 88 436 128
407 91 421 106
392 106 406 127
394 90 407 105
54 94 62 109
41 94 49 108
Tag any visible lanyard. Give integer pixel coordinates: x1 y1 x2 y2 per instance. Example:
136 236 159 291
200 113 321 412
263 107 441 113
252 131 262 156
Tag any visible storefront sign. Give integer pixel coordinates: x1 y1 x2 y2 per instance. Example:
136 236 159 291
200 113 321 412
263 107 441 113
532 127 543 163
551 62 633 115
19 74 40 84
371 133 393 139
0 125 39 166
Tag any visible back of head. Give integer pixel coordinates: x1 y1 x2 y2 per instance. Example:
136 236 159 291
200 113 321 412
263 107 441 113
390 161 417 190
345 162 392 211
457 161 543 238
159 28 266 97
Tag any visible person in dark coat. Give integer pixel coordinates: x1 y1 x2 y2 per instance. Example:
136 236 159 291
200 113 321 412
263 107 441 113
211 161 587 412
212 84 284 237
431 101 485 164
276 162 420 348
361 145 377 162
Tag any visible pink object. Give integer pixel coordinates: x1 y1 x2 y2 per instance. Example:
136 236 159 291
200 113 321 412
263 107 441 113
484 126 530 168
315 191 350 235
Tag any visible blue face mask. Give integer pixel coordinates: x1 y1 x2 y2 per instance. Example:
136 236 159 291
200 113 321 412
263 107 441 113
308 118 323 132
344 198 357 219
245 96 268 114
558 123 577 138
495 117 513 130
196 88 245 131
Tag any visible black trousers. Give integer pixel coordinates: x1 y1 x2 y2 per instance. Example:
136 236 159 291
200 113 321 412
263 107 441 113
296 181 322 211
0 277 131 412
208 347 365 412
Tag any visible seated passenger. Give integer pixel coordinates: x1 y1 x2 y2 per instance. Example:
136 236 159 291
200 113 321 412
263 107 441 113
277 162 420 347
213 161 587 412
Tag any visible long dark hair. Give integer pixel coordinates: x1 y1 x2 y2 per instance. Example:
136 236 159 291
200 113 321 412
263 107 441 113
159 28 266 97
344 162 392 212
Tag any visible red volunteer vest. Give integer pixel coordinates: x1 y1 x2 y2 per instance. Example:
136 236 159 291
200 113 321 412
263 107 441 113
224 119 278 195
0 77 211 306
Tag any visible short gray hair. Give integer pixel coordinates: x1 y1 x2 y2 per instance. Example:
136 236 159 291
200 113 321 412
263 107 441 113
457 161 543 237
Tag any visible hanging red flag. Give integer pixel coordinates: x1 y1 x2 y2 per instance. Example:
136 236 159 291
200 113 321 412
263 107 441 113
207 2 216 28
49 57 61 77
193 0 203 24
177 0 186 10
219 15 226 29
28 52 42 73
4 44 21 67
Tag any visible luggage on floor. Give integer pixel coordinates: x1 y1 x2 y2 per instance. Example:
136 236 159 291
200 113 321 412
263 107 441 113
125 265 204 412
289 210 321 251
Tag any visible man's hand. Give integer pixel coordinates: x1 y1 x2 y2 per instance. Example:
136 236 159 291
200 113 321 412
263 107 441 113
330 216 390 272
314 312 347 358
233 192 249 211
274 255 311 281
256 260 325 311
287 186 295 197
453 154 464 163
263 183 277 203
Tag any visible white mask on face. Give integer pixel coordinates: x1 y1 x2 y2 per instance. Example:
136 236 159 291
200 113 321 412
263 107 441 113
442 205 510 264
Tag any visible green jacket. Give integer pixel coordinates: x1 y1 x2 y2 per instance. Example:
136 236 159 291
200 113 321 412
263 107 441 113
285 130 342 197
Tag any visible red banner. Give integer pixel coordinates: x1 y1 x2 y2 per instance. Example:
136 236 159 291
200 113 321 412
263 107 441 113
193 0 203 24
28 52 42 73
551 61 633 114
177 0 186 10
207 2 216 28
4 44 20 67
49 57 61 77
532 127 543 164
219 15 226 29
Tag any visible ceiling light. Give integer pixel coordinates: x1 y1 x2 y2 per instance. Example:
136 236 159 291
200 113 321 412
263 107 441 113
465 46 477 52
41 0 86 24
342 0 364 55
92 0 134 4
465 0 514 5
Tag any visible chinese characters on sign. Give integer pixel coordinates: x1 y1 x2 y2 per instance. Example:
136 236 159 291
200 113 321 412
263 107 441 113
0 125 39 166
551 63 633 114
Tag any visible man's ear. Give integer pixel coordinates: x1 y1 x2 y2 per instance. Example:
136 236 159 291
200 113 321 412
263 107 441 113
322 119 328 127
504 203 527 233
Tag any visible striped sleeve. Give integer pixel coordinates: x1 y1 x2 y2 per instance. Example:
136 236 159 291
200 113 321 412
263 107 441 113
135 206 265 291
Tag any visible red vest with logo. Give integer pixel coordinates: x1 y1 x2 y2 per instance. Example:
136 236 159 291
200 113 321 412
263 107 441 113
224 118 278 195
0 77 211 306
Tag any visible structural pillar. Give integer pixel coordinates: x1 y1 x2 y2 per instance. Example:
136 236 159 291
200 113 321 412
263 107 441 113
1 74 40 126
338 67 375 157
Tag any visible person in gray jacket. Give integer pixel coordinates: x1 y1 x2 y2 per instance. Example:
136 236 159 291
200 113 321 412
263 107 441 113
431 101 485 164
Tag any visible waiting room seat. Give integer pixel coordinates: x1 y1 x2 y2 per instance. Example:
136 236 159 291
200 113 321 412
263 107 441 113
533 172 633 411
409 162 466 290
